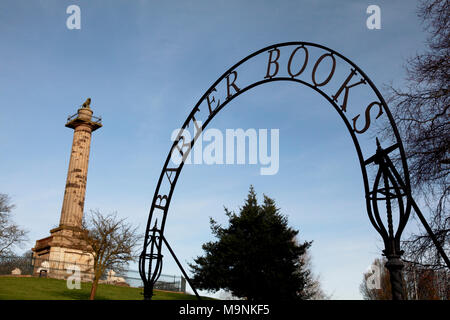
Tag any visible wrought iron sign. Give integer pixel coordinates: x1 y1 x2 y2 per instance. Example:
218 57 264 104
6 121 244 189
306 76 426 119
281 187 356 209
139 42 449 300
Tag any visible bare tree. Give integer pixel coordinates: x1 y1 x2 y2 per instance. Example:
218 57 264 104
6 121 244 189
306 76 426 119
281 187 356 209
360 258 393 300
403 260 450 299
0 194 28 257
383 0 449 269
360 257 449 300
299 250 330 300
76 209 140 300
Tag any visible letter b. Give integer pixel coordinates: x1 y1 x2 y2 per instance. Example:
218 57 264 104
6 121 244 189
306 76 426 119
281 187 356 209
265 48 280 79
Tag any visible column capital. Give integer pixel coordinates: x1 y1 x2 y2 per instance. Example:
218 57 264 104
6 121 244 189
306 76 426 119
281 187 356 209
66 102 102 132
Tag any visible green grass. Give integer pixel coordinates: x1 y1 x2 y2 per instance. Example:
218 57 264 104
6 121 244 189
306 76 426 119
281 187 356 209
0 276 209 300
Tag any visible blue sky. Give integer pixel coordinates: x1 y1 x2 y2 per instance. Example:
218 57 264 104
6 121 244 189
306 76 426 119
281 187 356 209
0 1 430 299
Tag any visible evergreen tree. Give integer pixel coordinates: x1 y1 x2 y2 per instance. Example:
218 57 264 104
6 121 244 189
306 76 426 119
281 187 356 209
189 186 316 301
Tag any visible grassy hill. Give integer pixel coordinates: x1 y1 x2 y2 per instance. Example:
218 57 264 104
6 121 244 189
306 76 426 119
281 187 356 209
0 276 207 300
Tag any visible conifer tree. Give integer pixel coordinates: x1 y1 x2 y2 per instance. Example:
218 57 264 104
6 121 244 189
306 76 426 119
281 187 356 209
189 186 317 301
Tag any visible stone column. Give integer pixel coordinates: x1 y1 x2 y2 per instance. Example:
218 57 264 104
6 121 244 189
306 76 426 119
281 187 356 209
32 99 102 278
59 104 102 229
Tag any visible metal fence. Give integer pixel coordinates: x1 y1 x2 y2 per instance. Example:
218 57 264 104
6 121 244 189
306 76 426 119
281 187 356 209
0 255 186 293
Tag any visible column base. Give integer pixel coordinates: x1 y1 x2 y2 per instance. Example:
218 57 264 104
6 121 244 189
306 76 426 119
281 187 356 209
31 226 94 281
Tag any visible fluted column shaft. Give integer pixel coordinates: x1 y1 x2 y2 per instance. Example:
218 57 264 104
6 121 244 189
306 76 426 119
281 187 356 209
58 106 101 229
59 124 93 228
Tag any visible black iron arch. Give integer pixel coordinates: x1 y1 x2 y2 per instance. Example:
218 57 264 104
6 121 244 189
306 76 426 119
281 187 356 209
139 42 449 300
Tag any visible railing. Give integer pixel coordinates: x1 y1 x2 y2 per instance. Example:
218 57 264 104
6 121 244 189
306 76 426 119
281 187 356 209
91 115 102 123
0 255 185 293
67 113 78 122
66 113 102 124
